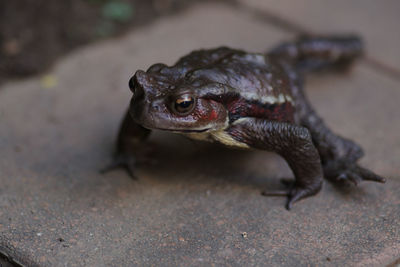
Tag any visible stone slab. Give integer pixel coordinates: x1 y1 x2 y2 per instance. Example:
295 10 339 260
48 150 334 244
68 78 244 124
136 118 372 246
0 2 399 266
240 0 400 72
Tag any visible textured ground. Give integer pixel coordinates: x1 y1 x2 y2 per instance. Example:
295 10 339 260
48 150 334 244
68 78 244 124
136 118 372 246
0 2 399 266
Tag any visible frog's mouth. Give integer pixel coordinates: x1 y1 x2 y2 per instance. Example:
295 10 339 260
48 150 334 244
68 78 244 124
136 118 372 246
150 127 211 133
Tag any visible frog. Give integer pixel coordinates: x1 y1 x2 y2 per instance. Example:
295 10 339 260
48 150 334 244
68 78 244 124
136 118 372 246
103 35 386 209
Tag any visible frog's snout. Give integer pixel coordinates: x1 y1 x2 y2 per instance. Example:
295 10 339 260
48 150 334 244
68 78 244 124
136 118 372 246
129 73 147 101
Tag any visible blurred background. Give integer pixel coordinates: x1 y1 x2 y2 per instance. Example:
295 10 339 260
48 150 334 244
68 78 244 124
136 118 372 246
0 0 230 84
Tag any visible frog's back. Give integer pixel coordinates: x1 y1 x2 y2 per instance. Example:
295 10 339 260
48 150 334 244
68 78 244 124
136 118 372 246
174 47 296 123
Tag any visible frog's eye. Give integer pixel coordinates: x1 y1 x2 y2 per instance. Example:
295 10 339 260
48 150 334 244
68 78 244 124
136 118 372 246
173 95 195 115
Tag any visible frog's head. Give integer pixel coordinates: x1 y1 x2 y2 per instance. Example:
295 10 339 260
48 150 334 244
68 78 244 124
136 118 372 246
128 68 229 133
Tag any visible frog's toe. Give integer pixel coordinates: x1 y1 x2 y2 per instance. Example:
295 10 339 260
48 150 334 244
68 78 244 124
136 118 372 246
354 165 386 183
261 178 293 197
262 186 317 210
262 179 321 210
326 163 386 185
261 190 289 197
286 187 310 210
101 154 137 179
285 183 322 210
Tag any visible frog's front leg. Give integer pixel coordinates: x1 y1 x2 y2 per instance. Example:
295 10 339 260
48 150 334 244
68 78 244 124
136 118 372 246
227 118 323 209
102 110 151 178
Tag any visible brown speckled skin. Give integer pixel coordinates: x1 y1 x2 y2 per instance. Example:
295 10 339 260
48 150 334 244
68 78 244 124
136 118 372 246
104 36 385 209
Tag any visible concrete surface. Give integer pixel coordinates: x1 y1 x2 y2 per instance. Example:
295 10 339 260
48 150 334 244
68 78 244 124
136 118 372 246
0 2 399 266
240 0 400 71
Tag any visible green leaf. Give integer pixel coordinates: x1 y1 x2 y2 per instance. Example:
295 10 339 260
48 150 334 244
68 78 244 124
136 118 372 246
101 1 134 22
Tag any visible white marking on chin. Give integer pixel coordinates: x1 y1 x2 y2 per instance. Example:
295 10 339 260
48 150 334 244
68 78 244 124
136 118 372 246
184 116 249 149
183 131 212 142
183 129 249 149
179 112 249 148
210 130 249 148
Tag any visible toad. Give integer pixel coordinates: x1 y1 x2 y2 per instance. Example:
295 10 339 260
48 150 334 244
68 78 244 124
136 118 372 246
104 35 385 209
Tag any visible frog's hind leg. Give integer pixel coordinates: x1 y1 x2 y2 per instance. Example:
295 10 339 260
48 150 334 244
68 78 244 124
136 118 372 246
271 36 386 186
289 78 385 185
267 35 364 74
299 108 386 184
